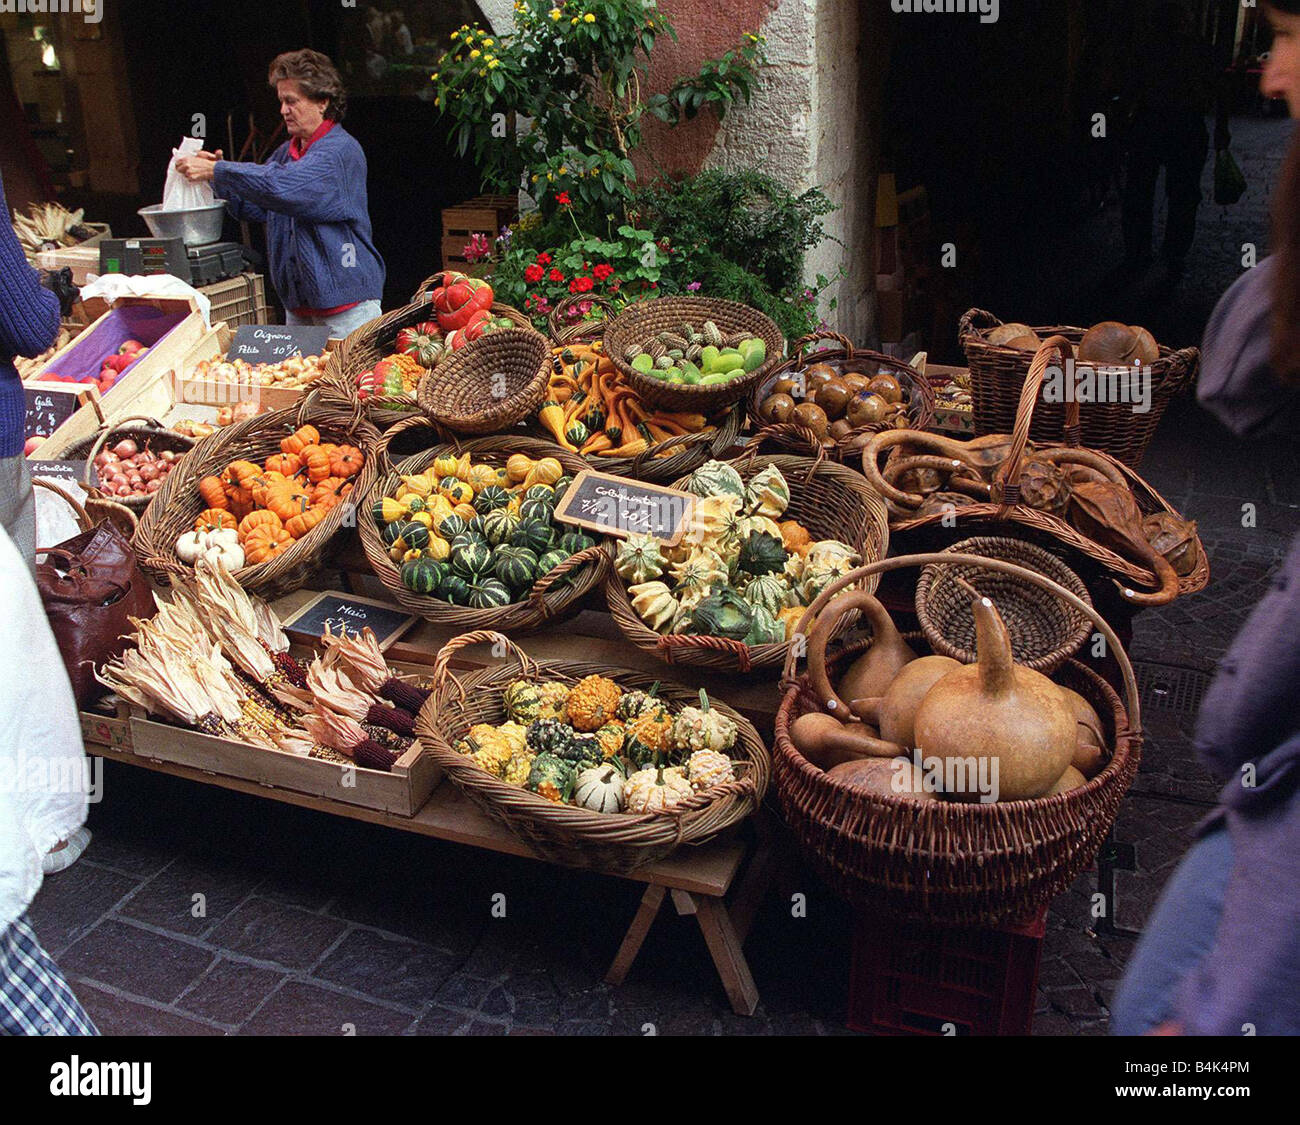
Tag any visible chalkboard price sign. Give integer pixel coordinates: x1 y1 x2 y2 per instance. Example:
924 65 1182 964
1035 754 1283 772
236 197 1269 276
281 591 417 651
24 385 82 439
230 325 331 363
30 459 97 490
552 470 695 546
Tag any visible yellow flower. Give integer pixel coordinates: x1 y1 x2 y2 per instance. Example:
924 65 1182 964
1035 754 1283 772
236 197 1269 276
479 69 487 77
550 7 561 18
488 59 500 69
583 12 595 22
483 38 494 46
470 48 481 58
431 72 439 80
558 165 567 175
450 31 459 39
571 16 579 24
546 172 553 181
433 96 440 106
531 174 539 182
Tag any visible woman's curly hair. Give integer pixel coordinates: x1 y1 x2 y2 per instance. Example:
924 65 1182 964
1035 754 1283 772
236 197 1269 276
268 49 347 121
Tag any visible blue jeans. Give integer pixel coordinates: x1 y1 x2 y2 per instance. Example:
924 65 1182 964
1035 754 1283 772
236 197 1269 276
1110 825 1233 1035
285 298 382 340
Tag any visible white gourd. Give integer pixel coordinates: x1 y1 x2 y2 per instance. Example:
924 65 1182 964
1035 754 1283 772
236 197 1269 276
629 581 679 632
573 764 625 813
744 464 791 518
686 749 736 791
615 533 666 585
624 765 694 813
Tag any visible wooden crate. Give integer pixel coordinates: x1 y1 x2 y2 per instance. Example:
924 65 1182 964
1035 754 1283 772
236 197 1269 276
125 714 442 818
440 194 517 268
201 273 269 329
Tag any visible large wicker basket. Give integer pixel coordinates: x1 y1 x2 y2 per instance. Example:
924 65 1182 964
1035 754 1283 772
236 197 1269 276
133 391 380 600
605 451 890 674
358 429 609 633
959 308 1199 468
58 415 195 515
414 631 770 873
604 296 784 413
867 337 1209 607
775 553 1141 927
745 331 935 461
541 294 744 483
416 327 551 436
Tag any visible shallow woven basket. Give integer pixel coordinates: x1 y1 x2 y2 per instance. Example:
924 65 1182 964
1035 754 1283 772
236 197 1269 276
32 477 137 540
59 415 195 514
542 299 745 482
604 296 784 413
870 337 1209 607
133 391 380 600
775 553 1141 927
745 331 935 461
605 451 890 674
416 327 551 436
358 429 610 632
414 631 770 873
328 297 533 429
959 308 1199 468
916 536 1093 674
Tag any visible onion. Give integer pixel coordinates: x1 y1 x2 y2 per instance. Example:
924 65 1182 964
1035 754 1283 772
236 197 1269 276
136 449 156 463
138 463 160 482
145 479 163 493
159 450 176 462
111 439 138 459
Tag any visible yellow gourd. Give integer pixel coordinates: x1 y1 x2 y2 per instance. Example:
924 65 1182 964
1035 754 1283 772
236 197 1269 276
525 457 564 487
506 454 534 483
432 453 460 479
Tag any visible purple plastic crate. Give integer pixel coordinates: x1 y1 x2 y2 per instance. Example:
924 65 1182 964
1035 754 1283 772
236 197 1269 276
40 304 188 390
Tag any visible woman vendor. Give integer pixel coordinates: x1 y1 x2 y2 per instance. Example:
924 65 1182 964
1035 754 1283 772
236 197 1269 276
176 48 385 338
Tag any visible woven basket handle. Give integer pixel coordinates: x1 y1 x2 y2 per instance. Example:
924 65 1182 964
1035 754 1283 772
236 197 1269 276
741 426 827 479
792 330 855 361
993 335 1075 504
429 630 539 714
958 308 1000 344
1159 346 1200 396
548 294 614 343
528 542 609 615
84 414 168 490
656 633 755 674
780 552 1141 736
629 429 700 474
32 477 93 532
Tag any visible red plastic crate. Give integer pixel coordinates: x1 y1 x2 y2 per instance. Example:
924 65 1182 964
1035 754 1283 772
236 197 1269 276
848 907 1047 1036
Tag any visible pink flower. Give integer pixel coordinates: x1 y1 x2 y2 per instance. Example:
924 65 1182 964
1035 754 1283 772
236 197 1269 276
686 280 702 291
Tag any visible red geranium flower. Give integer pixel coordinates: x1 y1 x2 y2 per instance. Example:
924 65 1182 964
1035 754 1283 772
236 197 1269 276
536 251 552 265
592 263 614 281
523 264 545 283
569 275 594 294
555 191 571 206
548 268 565 283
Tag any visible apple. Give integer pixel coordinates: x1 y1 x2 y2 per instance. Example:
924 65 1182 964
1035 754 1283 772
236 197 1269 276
104 354 134 373
24 436 44 456
118 339 144 355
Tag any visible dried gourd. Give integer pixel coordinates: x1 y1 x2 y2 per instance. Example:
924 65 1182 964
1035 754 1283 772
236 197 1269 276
629 581 679 633
614 533 666 585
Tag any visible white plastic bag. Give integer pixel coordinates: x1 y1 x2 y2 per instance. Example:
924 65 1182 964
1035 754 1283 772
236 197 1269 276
162 136 215 211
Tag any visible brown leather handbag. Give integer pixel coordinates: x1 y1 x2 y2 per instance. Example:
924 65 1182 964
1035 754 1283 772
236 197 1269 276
36 520 154 708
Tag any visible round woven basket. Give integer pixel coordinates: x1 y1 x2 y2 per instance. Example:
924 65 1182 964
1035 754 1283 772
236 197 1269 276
132 390 380 600
358 429 610 632
915 536 1093 674
59 416 195 514
414 631 770 873
32 476 137 540
604 296 785 413
867 337 1209 607
416 327 551 436
959 308 1199 468
375 412 455 467
775 553 1141 927
605 452 890 674
745 331 935 461
543 294 745 482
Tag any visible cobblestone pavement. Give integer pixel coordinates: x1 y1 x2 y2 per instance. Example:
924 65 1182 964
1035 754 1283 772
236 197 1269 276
27 116 1293 1036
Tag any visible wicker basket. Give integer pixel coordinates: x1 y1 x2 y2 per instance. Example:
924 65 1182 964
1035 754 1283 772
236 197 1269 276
604 296 785 413
133 391 380 599
605 452 890 674
414 631 770 872
915 537 1092 674
58 416 195 515
375 412 455 467
32 477 137 540
541 297 745 483
416 327 551 436
959 308 1199 468
868 338 1209 607
745 331 935 461
359 431 610 632
776 553 1141 927
328 297 533 429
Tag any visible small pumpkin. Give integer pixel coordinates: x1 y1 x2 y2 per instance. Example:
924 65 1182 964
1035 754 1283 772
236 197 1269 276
244 524 293 564
223 459 263 486
329 444 365 479
264 452 302 477
238 509 283 541
298 446 332 483
466 462 498 493
280 424 320 456
441 479 474 506
198 476 228 510
432 452 461 479
310 476 352 508
506 453 534 483
194 508 237 533
286 504 328 539
265 481 313 522
573 763 625 813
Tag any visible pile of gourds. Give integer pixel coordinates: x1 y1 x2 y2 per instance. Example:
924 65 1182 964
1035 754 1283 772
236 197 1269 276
454 675 740 814
539 340 719 459
615 460 862 644
373 451 596 609
186 424 365 569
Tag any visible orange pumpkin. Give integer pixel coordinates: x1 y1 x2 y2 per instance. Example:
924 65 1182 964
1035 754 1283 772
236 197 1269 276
329 444 364 479
194 508 237 533
198 476 228 510
264 481 312 522
223 459 263 486
249 470 288 508
285 504 328 539
264 452 302 477
298 446 331 483
237 509 283 542
309 476 350 506
243 524 293 564
280 425 320 456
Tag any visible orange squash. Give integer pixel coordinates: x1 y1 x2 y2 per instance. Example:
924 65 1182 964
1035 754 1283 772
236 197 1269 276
280 424 320 456
309 476 350 506
238 509 283 542
264 481 312 522
243 524 293 564
224 459 263 486
198 476 228 510
264 452 302 477
249 470 288 508
298 445 331 483
194 508 237 533
285 504 328 539
329 444 364 479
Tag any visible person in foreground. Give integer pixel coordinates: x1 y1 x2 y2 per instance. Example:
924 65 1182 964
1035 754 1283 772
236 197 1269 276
1111 0 1300 1036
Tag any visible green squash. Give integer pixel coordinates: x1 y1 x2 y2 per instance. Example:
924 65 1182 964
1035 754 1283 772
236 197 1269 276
525 718 573 756
744 463 791 518
615 533 666 585
518 497 554 524
690 587 755 640
467 514 491 539
503 680 544 724
481 508 520 547
743 603 785 646
743 573 790 616
404 495 428 515
438 512 470 541
439 573 472 605
737 530 787 577
509 517 554 555
565 420 589 447
450 530 489 557
467 576 513 608
552 475 574 504
523 484 556 502
524 752 576 803
493 545 539 590
474 485 512 515
451 540 493 579
557 530 595 556
382 520 431 553
536 548 568 576
400 556 445 595
685 459 746 502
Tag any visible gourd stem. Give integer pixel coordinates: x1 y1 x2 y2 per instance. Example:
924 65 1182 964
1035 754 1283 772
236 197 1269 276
972 594 1015 696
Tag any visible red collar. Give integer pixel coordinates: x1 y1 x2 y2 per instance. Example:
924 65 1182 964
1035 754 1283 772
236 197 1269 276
289 119 335 160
